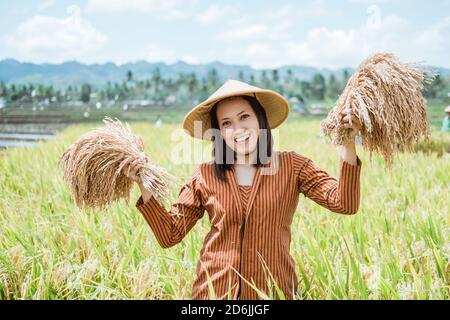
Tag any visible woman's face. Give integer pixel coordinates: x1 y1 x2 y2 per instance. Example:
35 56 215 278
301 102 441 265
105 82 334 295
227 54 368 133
216 97 260 157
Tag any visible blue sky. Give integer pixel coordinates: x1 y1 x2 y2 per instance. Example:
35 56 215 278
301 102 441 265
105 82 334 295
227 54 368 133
1 0 449 68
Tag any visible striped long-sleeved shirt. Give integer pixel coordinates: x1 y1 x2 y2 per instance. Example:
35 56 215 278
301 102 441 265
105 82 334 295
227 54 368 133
135 150 362 299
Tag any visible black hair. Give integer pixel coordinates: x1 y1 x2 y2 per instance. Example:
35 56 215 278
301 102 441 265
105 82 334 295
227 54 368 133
209 94 273 181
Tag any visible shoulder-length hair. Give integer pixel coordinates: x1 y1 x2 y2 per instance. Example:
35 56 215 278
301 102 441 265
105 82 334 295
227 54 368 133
209 94 273 181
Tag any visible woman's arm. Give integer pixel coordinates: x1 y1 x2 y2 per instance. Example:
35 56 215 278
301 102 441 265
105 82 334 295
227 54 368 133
135 165 205 248
339 141 358 165
338 107 361 166
292 109 363 215
137 181 156 203
292 150 362 215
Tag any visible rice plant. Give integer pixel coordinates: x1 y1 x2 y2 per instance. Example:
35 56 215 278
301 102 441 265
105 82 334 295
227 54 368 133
0 119 448 299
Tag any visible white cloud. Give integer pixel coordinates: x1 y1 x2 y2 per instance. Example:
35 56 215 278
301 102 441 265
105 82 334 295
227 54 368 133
216 2 327 43
162 9 190 21
266 1 327 21
86 0 178 14
226 2 327 29
219 25 268 41
37 0 55 12
3 1 448 69
218 8 450 69
280 13 448 68
244 43 278 69
143 44 176 63
348 0 392 3
194 4 237 25
5 6 108 63
180 55 199 64
412 16 450 65
115 44 197 65
86 0 198 21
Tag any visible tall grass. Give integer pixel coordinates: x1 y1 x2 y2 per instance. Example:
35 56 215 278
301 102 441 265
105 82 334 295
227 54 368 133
0 119 448 299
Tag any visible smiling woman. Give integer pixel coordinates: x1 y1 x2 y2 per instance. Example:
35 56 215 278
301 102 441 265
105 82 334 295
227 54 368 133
132 79 362 300
209 94 273 181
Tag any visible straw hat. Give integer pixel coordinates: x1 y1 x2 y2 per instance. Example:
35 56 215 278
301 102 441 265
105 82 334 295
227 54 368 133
445 106 450 113
182 79 289 140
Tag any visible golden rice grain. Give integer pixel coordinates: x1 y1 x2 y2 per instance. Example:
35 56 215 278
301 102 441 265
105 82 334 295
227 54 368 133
320 52 435 167
60 117 177 210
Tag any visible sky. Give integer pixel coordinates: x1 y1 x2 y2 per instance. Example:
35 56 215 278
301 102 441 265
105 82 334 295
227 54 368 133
0 0 449 69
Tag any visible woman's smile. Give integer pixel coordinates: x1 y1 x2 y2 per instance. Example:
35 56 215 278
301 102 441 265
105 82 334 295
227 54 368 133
234 132 251 144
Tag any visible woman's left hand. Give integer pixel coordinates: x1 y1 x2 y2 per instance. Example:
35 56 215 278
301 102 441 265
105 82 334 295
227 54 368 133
340 107 362 138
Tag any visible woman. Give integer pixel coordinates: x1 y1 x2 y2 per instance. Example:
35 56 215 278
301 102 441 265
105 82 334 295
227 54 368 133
125 79 363 300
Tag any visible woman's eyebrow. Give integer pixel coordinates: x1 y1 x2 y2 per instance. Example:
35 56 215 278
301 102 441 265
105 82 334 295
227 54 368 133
221 110 246 121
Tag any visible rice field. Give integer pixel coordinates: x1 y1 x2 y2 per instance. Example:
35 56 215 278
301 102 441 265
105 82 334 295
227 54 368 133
0 119 448 299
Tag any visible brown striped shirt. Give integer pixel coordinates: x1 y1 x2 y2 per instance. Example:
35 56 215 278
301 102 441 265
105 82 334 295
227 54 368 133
239 185 252 214
135 150 362 300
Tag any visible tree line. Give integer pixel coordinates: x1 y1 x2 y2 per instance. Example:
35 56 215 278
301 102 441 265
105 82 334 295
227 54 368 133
0 67 448 107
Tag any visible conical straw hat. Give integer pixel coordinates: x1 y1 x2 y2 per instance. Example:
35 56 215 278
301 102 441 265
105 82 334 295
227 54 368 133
182 79 289 140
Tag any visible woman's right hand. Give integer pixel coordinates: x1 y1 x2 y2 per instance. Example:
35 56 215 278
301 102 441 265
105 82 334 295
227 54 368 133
124 153 150 184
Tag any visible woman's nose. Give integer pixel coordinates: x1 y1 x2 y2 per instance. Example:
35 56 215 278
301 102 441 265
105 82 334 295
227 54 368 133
233 125 246 133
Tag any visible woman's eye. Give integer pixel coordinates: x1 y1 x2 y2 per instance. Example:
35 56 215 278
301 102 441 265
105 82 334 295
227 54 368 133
222 121 230 127
241 114 249 120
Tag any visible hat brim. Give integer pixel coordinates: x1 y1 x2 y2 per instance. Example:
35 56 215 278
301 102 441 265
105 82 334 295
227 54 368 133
182 88 289 140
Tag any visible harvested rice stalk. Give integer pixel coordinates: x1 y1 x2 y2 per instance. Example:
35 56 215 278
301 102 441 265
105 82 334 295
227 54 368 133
320 52 436 168
60 117 177 210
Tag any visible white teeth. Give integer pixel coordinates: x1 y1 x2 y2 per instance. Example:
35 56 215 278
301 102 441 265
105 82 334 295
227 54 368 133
235 134 250 142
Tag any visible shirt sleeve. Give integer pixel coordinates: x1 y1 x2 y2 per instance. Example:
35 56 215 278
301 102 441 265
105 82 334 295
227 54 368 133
135 164 205 248
291 151 362 215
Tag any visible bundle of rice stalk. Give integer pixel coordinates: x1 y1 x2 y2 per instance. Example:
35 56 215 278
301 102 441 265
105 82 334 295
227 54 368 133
320 52 436 168
60 117 177 210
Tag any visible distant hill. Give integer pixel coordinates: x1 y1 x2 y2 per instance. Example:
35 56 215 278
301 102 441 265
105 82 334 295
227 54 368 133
0 59 354 88
0 58 448 89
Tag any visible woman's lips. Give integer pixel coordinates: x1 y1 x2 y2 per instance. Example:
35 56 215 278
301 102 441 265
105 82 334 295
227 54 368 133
235 133 250 144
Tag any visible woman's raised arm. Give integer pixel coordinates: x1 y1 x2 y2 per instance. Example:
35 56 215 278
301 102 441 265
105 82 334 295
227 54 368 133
134 165 205 248
291 151 362 215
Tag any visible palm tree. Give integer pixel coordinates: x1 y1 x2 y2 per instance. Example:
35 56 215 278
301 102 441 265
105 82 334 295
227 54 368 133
81 83 92 103
127 70 133 82
238 70 245 82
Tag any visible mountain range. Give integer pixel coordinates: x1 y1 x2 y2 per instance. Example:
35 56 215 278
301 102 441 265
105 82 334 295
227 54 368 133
1 58 449 89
